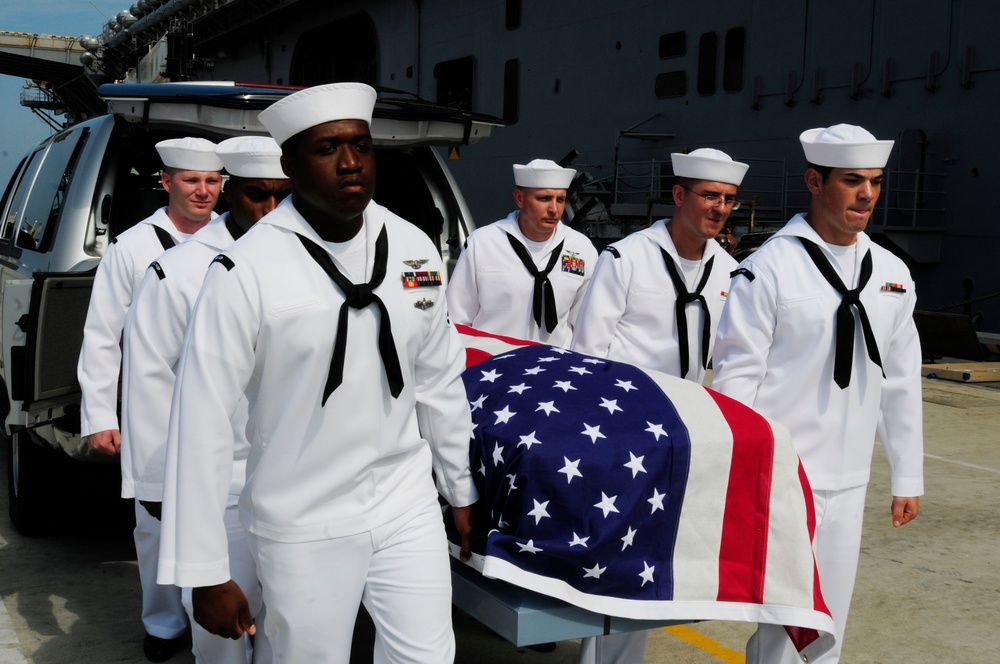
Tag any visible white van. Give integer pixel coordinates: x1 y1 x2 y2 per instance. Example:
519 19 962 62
0 82 500 533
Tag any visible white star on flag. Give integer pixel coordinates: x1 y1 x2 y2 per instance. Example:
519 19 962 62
470 394 487 411
615 379 637 392
478 460 486 476
568 532 590 547
480 369 502 383
558 456 583 483
621 526 637 550
506 473 519 494
492 442 504 466
508 383 531 394
583 358 605 365
594 492 619 517
639 561 656 586
648 488 666 513
569 366 592 376
554 380 577 393
645 421 668 441
583 563 606 579
599 398 623 414
538 356 560 363
581 423 606 443
624 452 647 478
524 366 545 375
494 406 516 424
528 499 551 524
518 431 542 449
517 539 543 554
536 401 560 416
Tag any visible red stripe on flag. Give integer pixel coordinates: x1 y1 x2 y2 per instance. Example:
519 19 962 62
455 324 539 347
465 347 493 368
782 462 827 653
708 390 774 604
798 461 830 617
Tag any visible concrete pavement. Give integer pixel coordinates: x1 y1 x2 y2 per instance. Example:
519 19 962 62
1 374 997 662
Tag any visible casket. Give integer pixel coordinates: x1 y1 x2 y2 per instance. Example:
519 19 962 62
448 325 835 659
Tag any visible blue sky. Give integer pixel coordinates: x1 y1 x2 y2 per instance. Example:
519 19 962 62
1 0 124 186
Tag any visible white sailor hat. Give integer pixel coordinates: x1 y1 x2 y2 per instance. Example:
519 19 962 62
258 82 377 147
215 136 288 179
670 148 749 186
512 159 576 189
800 124 894 168
155 137 224 172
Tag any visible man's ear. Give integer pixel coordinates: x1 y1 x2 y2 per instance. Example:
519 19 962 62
513 187 524 209
804 168 824 195
280 154 294 180
160 171 172 193
671 184 685 207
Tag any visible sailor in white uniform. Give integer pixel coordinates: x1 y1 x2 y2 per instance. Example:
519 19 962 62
78 136 223 662
123 136 290 664
572 148 748 383
712 125 923 663
158 83 478 663
447 159 598 348
573 151 746 663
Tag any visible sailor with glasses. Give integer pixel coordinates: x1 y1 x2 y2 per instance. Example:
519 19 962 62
572 148 748 383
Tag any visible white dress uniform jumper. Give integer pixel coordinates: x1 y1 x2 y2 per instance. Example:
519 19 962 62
447 213 598 348
159 199 477 662
713 214 924 662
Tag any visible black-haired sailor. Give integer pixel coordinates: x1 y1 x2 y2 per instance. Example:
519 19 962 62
123 135 290 664
158 83 477 662
713 124 923 663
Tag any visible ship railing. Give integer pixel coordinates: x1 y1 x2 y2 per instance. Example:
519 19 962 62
610 158 946 234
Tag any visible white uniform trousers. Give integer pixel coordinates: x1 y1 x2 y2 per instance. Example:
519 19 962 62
746 484 869 663
579 630 649 663
135 500 188 638
181 500 271 664
249 497 454 663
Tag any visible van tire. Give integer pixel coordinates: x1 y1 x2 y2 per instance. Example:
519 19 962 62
6 431 57 536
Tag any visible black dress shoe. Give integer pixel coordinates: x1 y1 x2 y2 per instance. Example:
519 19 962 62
527 641 557 652
143 633 182 662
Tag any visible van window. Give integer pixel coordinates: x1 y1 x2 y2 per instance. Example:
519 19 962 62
15 128 90 253
2 148 45 243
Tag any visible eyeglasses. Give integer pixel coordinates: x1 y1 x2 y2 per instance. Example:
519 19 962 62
680 185 741 210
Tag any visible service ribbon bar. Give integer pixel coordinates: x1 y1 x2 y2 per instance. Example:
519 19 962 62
402 271 443 288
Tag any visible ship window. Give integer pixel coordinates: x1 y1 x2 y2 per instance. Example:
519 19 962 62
659 31 686 58
697 32 718 96
504 59 520 124
655 71 687 98
723 27 746 92
434 57 475 112
506 0 521 30
290 13 377 86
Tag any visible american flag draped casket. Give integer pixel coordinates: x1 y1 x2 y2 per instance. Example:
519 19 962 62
449 325 835 660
